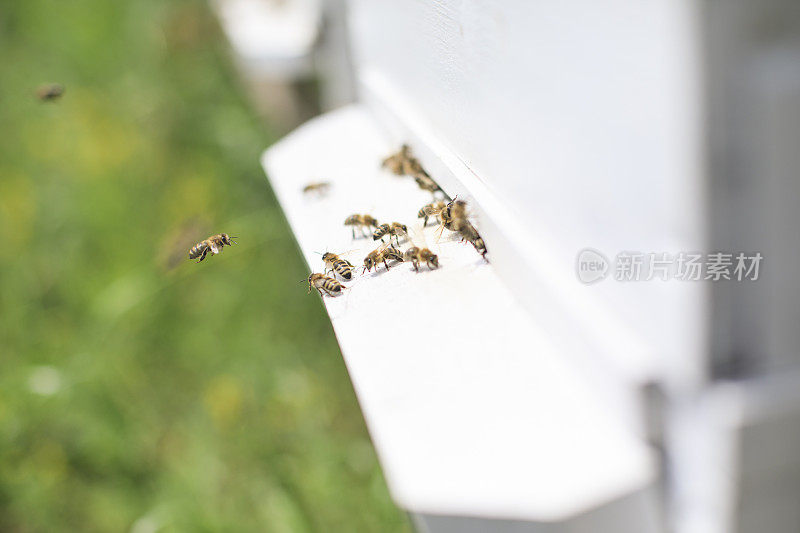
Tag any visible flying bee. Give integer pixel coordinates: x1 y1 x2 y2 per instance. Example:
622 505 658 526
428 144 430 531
188 233 236 263
403 246 439 272
36 83 64 101
306 273 345 297
321 252 355 280
417 200 446 227
344 214 380 239
363 243 404 273
302 182 331 195
372 222 408 245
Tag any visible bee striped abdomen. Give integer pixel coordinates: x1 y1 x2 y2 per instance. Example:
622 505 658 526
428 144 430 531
189 242 207 259
332 260 353 280
373 224 390 241
322 278 343 294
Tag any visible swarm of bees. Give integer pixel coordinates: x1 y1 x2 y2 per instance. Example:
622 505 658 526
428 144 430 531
299 144 488 298
186 144 486 302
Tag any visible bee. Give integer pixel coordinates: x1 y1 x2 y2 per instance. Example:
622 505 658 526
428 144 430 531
417 200 446 227
36 83 64 101
458 222 488 257
363 243 404 273
322 252 355 280
372 222 408 245
344 214 380 239
302 182 331 195
382 144 416 175
413 173 441 193
437 199 467 233
307 273 345 297
403 246 439 272
189 233 236 263
437 199 488 257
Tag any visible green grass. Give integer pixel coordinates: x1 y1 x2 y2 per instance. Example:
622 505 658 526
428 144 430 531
0 0 409 530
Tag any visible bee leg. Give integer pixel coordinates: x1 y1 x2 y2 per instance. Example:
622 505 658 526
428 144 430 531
196 248 208 263
413 261 419 272
351 227 355 239
383 259 390 270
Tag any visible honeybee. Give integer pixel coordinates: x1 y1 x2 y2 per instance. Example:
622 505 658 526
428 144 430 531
372 222 408 245
189 233 236 263
458 222 488 257
437 199 487 257
437 198 467 232
307 273 345 297
382 144 422 176
381 144 408 175
36 83 64 101
344 214 380 239
417 200 446 227
403 246 439 271
322 252 355 280
363 243 404 273
302 182 331 195
413 173 441 193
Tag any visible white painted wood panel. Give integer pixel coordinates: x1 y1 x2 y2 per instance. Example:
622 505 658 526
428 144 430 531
349 0 708 392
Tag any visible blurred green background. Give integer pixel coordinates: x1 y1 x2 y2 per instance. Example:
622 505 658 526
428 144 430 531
0 0 409 530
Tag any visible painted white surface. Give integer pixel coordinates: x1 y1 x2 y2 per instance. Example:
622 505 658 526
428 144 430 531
348 0 708 392
262 105 657 525
213 0 320 79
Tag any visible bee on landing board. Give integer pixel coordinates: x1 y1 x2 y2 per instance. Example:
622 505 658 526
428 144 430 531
418 200 446 227
437 199 488 258
363 243 404 273
413 173 441 193
344 214 380 239
302 182 331 195
382 144 417 176
36 83 64 101
189 233 236 263
306 273 345 297
458 222 487 257
403 246 439 272
372 222 408 245
322 252 355 280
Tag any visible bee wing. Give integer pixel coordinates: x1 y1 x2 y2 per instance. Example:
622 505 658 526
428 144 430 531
407 225 428 250
374 242 393 255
